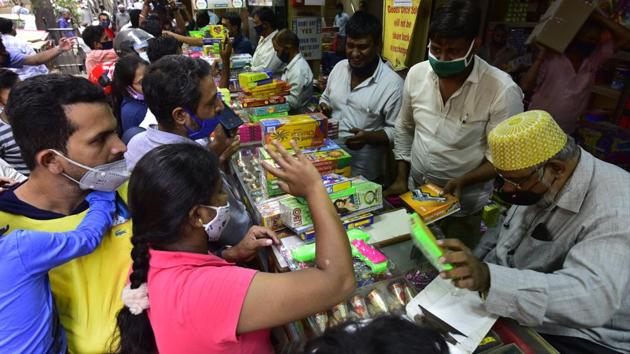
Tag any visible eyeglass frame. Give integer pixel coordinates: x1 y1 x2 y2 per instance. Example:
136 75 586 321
495 165 544 190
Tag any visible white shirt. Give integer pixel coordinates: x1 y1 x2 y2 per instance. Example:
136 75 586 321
321 59 403 182
250 30 283 73
394 57 524 214
334 12 350 37
1 34 48 80
281 53 313 111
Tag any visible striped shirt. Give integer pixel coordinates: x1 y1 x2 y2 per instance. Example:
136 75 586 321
0 119 28 176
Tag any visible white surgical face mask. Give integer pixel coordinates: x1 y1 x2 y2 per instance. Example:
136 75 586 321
52 150 130 192
200 202 231 242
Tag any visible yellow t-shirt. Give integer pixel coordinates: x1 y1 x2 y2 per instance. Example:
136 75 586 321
0 185 132 353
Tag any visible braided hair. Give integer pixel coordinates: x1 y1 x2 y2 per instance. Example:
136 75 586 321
111 143 221 354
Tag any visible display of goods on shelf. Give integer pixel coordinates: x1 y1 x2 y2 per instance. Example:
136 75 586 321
505 0 529 22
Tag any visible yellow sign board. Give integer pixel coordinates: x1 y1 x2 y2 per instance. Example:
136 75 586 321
382 0 422 70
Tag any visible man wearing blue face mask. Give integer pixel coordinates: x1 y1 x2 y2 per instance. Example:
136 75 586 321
125 55 266 259
0 74 132 353
388 0 524 249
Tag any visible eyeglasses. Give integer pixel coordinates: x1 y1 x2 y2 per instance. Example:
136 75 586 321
496 166 542 190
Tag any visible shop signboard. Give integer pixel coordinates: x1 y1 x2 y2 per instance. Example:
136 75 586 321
292 17 322 60
248 0 273 5
382 0 421 70
195 0 244 9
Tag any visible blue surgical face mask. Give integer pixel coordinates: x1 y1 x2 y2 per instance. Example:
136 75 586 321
185 108 222 140
428 40 475 78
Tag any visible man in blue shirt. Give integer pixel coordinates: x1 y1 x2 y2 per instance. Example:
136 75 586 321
0 36 74 70
221 12 253 55
56 9 75 38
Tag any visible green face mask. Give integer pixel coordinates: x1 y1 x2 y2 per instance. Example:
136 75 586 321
428 40 475 78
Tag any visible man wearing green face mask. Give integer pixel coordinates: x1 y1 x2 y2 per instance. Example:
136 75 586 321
387 0 524 249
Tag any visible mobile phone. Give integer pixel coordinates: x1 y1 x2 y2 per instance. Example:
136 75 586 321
219 105 243 138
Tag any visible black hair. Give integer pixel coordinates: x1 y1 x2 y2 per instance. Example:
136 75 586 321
82 25 105 50
112 143 221 354
129 9 141 28
275 29 300 49
111 54 148 124
300 316 449 354
253 7 276 30
141 17 162 38
6 74 108 171
99 12 111 20
0 69 18 90
196 10 210 28
0 18 14 34
221 12 241 30
142 55 211 129
146 36 181 62
346 11 381 43
336 2 344 10
428 0 481 41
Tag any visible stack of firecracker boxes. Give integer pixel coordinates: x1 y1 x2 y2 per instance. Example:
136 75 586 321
231 72 381 241
234 72 339 147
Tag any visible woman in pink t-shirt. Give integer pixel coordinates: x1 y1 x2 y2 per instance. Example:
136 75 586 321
111 142 356 354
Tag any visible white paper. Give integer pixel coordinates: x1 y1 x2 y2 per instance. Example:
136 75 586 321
406 277 498 354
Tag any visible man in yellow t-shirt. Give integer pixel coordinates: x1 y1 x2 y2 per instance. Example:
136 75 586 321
0 75 131 353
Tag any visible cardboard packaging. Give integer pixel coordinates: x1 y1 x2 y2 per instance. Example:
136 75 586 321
260 114 328 149
259 142 352 198
526 0 594 53
400 184 461 224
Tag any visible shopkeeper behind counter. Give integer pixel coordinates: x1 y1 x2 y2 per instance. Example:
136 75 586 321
320 11 403 184
273 29 313 112
440 110 630 354
250 7 283 73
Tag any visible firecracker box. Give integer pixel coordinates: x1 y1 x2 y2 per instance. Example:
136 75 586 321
257 195 291 231
400 184 461 224
258 142 352 196
247 102 291 117
238 72 272 90
260 114 328 149
352 178 383 211
300 213 375 242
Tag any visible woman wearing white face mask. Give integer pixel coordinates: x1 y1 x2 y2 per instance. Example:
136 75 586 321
112 142 356 354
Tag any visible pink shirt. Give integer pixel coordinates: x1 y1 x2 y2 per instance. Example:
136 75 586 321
529 41 614 134
85 49 117 74
146 249 272 354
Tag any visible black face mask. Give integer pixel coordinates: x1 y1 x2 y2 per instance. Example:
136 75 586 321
254 25 264 36
100 41 113 50
494 177 546 206
276 50 290 64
